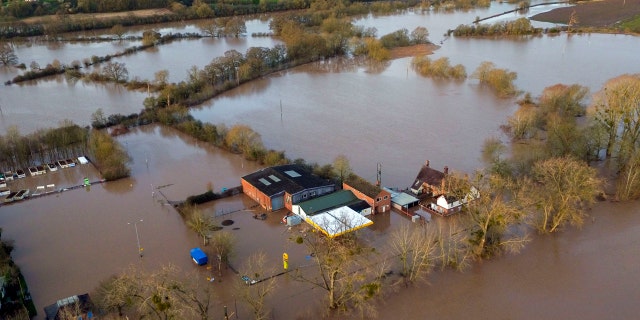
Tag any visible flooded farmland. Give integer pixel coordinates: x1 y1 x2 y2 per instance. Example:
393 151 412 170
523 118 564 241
0 1 640 318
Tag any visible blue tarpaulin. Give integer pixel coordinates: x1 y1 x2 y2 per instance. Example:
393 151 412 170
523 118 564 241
190 247 208 265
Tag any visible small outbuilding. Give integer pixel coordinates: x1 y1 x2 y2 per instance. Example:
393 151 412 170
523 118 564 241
343 174 391 214
190 247 208 266
383 187 420 211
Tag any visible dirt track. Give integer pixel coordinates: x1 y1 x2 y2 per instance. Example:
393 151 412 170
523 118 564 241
531 0 640 27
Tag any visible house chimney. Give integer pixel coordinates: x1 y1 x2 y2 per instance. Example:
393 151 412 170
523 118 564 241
444 166 449 174
425 160 430 167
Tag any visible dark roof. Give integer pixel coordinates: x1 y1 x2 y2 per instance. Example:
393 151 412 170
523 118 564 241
344 174 387 199
347 199 371 212
412 164 445 189
44 293 93 320
297 190 358 215
242 164 333 197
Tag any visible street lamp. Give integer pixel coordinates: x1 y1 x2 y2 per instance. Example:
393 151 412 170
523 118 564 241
128 219 144 258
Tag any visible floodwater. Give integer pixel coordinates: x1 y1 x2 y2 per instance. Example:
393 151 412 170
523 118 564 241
0 124 266 318
377 201 640 320
0 1 640 319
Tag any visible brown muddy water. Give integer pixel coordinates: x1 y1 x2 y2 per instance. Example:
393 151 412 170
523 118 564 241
1 2 640 318
0 125 268 318
377 201 640 320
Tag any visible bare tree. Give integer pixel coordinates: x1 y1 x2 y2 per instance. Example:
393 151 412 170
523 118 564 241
0 43 18 66
94 272 139 316
332 154 352 182
95 265 213 320
235 252 277 320
520 157 602 233
56 299 85 320
111 24 127 40
465 183 529 257
198 20 224 37
617 150 640 200
184 204 217 246
224 17 247 37
154 69 169 87
3 308 30 320
102 61 129 82
135 264 214 319
388 222 437 285
410 26 430 44
29 61 40 71
209 231 235 276
568 10 579 32
433 218 472 271
294 230 383 316
590 74 640 159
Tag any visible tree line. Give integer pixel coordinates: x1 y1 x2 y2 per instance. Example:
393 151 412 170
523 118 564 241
0 123 130 181
0 229 37 319
449 17 542 36
0 0 306 38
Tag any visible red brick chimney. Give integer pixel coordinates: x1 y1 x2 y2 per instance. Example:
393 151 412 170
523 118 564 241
425 160 430 167
444 166 449 174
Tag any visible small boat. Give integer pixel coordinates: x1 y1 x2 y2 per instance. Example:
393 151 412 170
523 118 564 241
4 171 14 181
0 188 10 196
16 169 26 178
66 159 76 167
57 160 68 168
14 189 29 200
28 166 38 176
36 165 46 174
4 191 18 203
47 163 58 172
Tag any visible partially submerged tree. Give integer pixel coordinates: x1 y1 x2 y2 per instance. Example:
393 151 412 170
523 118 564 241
410 26 430 44
616 150 640 201
209 231 235 277
332 154 352 182
110 24 126 40
102 61 129 83
94 272 139 317
184 205 217 246
87 130 131 180
520 157 602 233
224 124 263 157
471 61 518 98
432 218 472 271
95 265 213 320
294 231 383 316
235 252 277 320
388 223 437 285
0 43 18 66
590 74 640 163
466 176 528 257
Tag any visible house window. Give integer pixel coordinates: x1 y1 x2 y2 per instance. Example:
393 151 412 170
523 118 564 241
303 193 308 199
376 197 381 202
383 195 389 200
311 191 316 197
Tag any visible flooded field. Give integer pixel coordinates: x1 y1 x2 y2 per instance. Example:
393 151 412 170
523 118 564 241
0 1 639 318
0 125 266 317
377 200 640 320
